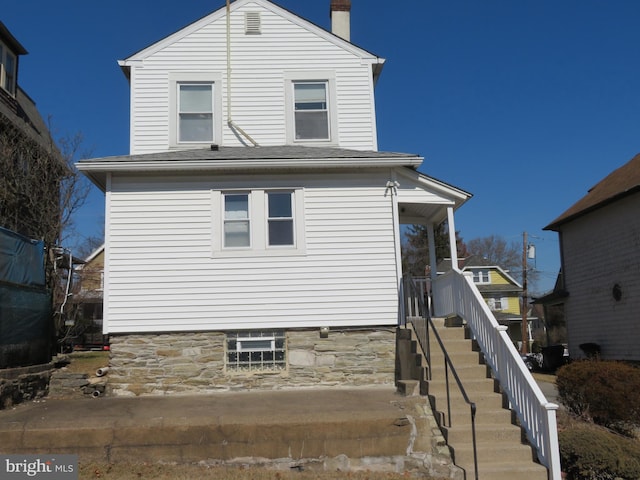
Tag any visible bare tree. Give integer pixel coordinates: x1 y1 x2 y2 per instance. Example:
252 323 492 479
402 223 468 277
466 235 520 271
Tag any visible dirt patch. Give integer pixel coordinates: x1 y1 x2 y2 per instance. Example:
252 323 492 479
64 351 109 376
79 462 444 479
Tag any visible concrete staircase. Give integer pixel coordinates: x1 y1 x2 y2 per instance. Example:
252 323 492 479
397 318 548 480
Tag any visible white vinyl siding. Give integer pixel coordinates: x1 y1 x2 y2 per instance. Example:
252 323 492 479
126 2 377 153
104 172 398 333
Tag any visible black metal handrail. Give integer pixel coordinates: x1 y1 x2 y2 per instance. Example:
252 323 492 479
402 274 479 480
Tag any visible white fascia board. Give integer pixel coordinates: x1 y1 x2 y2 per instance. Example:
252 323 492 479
76 156 423 191
396 167 472 208
119 0 382 65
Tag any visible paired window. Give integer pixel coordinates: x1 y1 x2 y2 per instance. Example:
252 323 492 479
472 269 490 284
213 189 304 256
0 43 17 96
226 330 286 372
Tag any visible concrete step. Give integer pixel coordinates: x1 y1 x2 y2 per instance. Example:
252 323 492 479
452 443 545 480
443 422 523 444
423 319 549 480
460 463 549 480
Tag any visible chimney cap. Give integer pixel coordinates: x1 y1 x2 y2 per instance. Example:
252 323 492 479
330 0 351 15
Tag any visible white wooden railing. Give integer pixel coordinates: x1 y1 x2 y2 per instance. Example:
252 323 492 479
431 269 562 480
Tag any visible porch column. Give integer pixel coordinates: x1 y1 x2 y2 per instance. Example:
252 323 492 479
447 206 459 271
426 223 437 283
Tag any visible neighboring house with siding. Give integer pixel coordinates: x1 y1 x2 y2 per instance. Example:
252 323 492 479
437 255 538 345
545 153 640 361
77 0 471 396
70 245 107 350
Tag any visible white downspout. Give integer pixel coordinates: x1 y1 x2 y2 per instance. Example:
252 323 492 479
427 222 437 315
226 0 259 147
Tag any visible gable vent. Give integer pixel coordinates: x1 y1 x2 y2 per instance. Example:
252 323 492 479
245 12 261 35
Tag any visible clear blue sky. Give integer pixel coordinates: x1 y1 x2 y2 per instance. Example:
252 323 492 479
5 1 640 294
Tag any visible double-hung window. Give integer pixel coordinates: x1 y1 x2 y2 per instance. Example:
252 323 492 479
267 192 294 246
223 193 251 248
169 73 221 147
285 72 336 145
178 83 214 143
293 81 329 140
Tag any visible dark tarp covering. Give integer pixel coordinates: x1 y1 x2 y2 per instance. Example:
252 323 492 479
0 226 46 287
0 227 51 368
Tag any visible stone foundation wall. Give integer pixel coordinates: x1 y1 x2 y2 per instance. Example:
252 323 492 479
108 328 396 396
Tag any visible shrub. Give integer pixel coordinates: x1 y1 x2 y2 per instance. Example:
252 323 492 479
559 426 640 480
556 360 640 435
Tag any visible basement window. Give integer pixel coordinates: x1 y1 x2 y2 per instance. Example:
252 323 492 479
226 330 286 372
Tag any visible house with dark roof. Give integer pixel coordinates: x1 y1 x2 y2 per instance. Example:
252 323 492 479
75 3 564 475
77 0 471 396
544 153 640 361
0 21 66 245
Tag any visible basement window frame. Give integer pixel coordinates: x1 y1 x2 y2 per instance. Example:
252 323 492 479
226 330 286 373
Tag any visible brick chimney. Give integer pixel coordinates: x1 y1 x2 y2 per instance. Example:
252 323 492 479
330 0 351 42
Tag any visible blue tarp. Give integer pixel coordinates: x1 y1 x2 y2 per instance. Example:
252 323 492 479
0 226 46 287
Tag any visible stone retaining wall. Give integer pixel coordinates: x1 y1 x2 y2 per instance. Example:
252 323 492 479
108 328 396 396
0 363 51 409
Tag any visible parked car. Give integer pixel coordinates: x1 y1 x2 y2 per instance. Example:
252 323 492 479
522 345 568 372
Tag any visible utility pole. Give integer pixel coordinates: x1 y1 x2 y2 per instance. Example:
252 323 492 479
521 231 529 354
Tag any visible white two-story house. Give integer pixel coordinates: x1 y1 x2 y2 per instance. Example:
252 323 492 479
77 0 471 396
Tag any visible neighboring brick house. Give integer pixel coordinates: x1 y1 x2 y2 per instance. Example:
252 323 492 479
77 0 471 395
545 153 640 361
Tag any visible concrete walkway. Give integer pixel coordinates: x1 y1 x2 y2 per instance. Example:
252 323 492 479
0 388 456 476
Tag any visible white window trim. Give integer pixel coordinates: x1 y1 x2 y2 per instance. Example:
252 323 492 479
169 72 223 148
212 187 306 257
284 71 338 146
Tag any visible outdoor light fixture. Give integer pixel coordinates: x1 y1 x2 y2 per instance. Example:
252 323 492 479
319 327 329 338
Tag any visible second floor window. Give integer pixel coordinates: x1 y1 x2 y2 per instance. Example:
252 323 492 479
0 44 17 96
178 83 214 143
293 81 329 140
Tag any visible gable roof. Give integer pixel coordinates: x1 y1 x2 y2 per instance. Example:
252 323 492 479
77 145 423 191
545 153 640 231
118 0 385 81
437 255 522 288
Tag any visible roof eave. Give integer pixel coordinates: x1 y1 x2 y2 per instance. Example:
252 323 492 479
77 156 424 192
